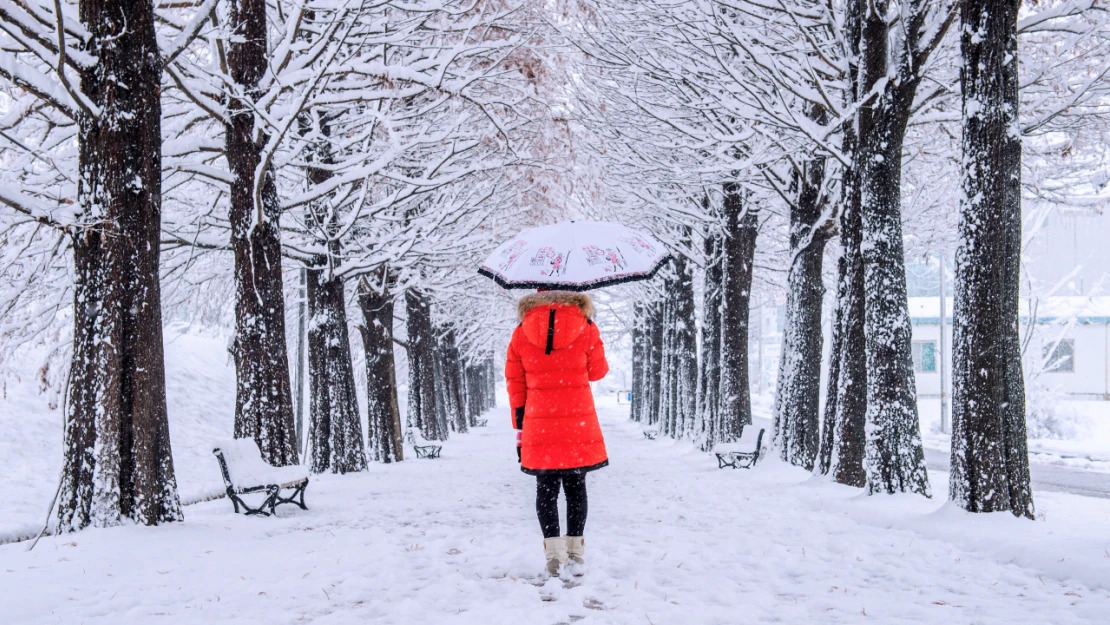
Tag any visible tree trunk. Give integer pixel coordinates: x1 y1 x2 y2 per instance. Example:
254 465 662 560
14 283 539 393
857 0 930 497
226 0 298 466
58 0 182 531
438 328 468 434
671 233 698 440
719 183 757 441
951 0 1033 518
306 269 367 474
357 273 404 463
406 289 445 440
646 298 665 428
697 225 723 451
302 112 365 475
631 301 646 423
774 153 831 471
829 179 868 487
817 253 843 477
821 3 866 486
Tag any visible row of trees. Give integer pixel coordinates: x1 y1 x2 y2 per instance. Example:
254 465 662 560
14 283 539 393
0 0 542 531
570 0 1109 517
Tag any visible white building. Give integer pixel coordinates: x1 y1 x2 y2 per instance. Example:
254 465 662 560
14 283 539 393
909 296 1110 400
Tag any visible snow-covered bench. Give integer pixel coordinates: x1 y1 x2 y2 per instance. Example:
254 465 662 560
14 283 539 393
475 419 489 427
406 430 442 459
643 429 659 440
715 428 765 469
212 439 309 516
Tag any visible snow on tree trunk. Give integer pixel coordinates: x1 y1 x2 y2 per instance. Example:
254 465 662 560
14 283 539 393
817 252 844 477
306 268 367 474
951 0 1034 518
774 153 831 471
646 298 665 428
357 273 404 463
820 3 866 487
696 225 723 451
857 0 929 497
659 240 698 440
227 0 298 466
631 301 646 423
303 112 365 475
718 183 757 441
437 328 469 434
406 289 445 441
58 0 182 531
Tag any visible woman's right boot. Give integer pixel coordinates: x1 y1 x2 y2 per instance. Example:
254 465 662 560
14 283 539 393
565 536 586 576
543 537 567 577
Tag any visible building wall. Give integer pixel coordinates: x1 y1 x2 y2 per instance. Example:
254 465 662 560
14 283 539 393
910 319 1110 399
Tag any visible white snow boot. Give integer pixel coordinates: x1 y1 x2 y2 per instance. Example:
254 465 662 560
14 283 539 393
565 536 586 577
543 537 567 577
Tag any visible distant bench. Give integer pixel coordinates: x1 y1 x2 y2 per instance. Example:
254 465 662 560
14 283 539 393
213 439 309 516
715 428 766 469
406 431 442 459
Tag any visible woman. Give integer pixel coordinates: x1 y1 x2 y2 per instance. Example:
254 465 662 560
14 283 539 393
505 289 609 577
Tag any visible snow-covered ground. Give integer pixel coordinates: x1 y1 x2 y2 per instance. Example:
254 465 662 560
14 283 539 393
3 393 1110 623
4 333 1110 623
0 326 239 543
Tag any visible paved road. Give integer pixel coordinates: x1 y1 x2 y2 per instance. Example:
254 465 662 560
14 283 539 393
924 448 1110 499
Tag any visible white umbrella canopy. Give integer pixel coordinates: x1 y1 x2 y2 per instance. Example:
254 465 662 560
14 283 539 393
478 221 671 291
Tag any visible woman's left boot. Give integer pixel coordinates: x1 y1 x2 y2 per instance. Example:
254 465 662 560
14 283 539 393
565 536 586 576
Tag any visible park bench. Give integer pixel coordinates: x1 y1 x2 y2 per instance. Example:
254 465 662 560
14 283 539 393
715 428 766 469
212 439 309 516
643 429 659 440
406 430 442 459
475 419 489 427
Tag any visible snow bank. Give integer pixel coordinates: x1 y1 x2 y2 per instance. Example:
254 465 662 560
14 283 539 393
0 325 238 542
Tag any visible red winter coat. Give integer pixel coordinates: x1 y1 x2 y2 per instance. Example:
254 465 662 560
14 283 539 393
505 291 609 475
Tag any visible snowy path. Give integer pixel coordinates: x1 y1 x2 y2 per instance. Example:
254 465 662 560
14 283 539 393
3 398 1109 624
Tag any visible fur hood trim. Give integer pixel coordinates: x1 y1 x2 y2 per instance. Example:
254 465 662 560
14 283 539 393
517 291 595 321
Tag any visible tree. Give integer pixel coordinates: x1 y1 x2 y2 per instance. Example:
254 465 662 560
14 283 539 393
0 0 183 530
950 0 1034 518
358 270 404 463
223 0 299 465
407 288 445 441
773 147 833 470
718 183 758 441
854 0 954 497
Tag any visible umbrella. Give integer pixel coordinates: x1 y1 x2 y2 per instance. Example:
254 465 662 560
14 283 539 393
478 221 671 291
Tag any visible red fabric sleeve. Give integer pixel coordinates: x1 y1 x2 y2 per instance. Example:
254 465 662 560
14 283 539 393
505 327 528 422
586 323 609 382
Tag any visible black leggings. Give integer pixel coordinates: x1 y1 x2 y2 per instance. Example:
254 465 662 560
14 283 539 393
536 474 588 539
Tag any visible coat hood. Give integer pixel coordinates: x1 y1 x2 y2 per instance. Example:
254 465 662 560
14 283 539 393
517 291 594 352
517 291 595 321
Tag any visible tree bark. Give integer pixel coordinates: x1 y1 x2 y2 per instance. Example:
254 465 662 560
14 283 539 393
774 150 831 470
951 0 1033 518
306 269 367 474
58 0 182 530
821 2 866 487
227 0 298 466
671 232 699 440
303 112 365 474
718 183 757 441
857 0 931 497
646 298 665 428
631 300 646 423
437 328 468 434
406 289 445 440
357 273 404 463
697 224 723 450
